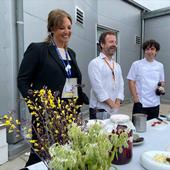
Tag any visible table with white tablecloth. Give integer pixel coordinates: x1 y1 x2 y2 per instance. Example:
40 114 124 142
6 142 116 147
27 118 170 170
116 118 170 170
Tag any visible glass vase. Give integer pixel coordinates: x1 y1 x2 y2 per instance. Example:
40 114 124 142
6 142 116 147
112 126 133 165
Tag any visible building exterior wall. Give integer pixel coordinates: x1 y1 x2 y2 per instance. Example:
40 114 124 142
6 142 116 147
0 0 17 114
144 14 170 102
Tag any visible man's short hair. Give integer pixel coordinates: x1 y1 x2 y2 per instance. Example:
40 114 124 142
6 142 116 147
142 39 160 51
99 31 116 48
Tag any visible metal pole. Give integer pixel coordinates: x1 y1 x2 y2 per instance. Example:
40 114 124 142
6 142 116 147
16 0 25 121
8 0 24 144
140 10 145 59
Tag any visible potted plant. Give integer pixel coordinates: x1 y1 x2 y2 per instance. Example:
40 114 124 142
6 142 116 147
48 122 128 170
1 87 129 170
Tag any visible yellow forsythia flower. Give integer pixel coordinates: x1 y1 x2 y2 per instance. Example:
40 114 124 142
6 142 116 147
16 119 20 125
28 128 32 133
39 89 46 96
34 143 39 147
30 140 37 144
58 104 61 108
3 115 8 119
68 119 72 123
10 124 16 129
31 111 36 116
5 120 10 126
8 129 14 133
26 134 32 139
9 117 13 121
36 123 40 127
27 100 32 104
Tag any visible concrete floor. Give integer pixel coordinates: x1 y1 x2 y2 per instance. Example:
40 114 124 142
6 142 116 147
0 103 170 170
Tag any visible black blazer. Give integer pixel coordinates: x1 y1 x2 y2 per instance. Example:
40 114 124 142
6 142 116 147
17 42 89 104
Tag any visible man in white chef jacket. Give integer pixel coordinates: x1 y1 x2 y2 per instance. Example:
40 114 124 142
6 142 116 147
127 39 165 120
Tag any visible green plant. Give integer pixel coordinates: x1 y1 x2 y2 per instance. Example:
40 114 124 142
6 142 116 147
49 123 128 170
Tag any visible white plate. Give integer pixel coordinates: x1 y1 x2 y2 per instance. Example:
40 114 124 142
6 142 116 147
140 151 170 170
133 134 144 146
133 140 144 146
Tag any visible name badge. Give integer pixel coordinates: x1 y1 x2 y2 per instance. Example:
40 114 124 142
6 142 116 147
61 78 78 98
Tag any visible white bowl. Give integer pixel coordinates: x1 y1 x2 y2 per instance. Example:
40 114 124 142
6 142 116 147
140 151 170 170
110 114 130 123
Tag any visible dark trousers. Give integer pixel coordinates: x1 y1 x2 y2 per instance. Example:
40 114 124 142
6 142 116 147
25 148 42 167
89 108 106 119
25 114 44 167
132 102 159 120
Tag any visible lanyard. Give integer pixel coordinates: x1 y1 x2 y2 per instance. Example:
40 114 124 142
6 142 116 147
54 45 72 78
104 58 115 80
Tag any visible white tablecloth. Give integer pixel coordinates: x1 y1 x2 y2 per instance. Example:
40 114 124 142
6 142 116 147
116 118 170 170
27 118 170 170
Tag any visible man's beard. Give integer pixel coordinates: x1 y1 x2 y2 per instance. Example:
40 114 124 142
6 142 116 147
107 47 116 57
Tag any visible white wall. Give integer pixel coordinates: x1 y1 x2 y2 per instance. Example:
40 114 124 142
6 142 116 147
0 0 17 114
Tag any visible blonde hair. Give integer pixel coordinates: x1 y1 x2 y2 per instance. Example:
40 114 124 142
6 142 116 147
45 9 72 43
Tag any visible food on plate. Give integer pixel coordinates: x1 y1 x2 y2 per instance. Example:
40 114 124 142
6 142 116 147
153 153 170 164
166 157 170 163
141 151 170 170
151 121 163 126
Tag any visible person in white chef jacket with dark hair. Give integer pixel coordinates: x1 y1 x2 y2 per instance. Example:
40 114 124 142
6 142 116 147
127 39 165 120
